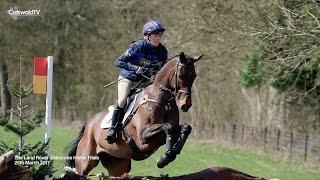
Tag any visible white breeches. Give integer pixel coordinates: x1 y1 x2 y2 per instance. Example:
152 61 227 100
117 75 132 108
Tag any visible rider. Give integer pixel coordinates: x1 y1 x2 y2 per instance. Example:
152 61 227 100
106 20 168 144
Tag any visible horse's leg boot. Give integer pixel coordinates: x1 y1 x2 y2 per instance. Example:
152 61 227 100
172 124 192 155
156 124 179 168
106 105 124 144
157 125 191 168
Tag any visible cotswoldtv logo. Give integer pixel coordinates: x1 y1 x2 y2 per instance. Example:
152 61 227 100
7 6 40 20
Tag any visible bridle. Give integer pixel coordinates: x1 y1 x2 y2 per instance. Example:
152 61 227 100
159 59 192 102
139 58 193 110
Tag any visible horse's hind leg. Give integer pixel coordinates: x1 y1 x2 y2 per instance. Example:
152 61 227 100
99 153 131 177
75 138 99 175
76 158 98 176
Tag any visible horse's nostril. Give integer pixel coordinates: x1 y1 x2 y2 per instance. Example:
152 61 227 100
186 98 192 106
181 104 189 112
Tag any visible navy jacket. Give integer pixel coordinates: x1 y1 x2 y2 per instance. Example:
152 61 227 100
115 39 168 81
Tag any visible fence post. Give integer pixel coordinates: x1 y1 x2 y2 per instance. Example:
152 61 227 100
277 129 281 151
263 127 268 151
222 123 226 140
201 121 205 138
250 126 254 145
318 139 320 162
304 134 309 161
241 125 245 145
9 107 13 122
232 124 236 145
211 122 215 139
290 132 293 158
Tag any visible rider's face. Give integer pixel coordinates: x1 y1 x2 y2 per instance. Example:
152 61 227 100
148 33 162 46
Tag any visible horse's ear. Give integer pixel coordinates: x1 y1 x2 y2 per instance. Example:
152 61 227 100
179 52 187 64
193 54 203 62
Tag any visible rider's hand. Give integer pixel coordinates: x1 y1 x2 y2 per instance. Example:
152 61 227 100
135 66 148 75
149 67 158 75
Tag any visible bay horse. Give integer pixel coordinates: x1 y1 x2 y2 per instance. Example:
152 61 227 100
66 52 203 176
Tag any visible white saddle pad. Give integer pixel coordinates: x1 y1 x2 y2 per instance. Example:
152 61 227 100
100 94 138 129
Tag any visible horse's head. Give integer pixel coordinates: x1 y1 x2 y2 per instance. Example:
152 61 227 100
170 52 203 112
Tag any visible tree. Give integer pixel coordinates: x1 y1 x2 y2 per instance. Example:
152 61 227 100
0 55 54 178
239 0 320 130
0 62 11 116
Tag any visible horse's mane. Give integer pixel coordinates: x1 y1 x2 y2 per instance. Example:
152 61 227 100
166 53 193 65
153 53 194 86
154 56 179 84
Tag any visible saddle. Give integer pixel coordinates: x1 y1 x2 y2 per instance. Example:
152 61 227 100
100 91 140 129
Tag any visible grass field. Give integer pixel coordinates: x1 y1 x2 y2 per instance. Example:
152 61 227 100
1 125 320 180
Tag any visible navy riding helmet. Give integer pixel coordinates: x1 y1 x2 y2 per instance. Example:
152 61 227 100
143 21 165 35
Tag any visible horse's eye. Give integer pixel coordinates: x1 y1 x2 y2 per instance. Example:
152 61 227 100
178 74 185 78
179 72 193 79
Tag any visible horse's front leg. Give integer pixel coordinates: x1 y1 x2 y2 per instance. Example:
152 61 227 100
156 123 192 168
172 124 192 155
156 123 181 168
139 123 179 151
141 124 165 144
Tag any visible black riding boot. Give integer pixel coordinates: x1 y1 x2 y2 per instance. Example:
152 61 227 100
106 105 124 144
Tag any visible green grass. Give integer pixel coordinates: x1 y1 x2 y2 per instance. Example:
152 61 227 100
1 125 320 180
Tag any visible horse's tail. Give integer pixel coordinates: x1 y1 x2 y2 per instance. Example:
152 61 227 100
66 123 87 167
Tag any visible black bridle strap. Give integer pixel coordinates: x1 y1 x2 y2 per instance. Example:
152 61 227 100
175 61 192 97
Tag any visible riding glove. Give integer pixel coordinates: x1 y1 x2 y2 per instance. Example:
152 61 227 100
134 66 148 75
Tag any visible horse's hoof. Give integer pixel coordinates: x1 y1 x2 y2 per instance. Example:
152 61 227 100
156 154 176 168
